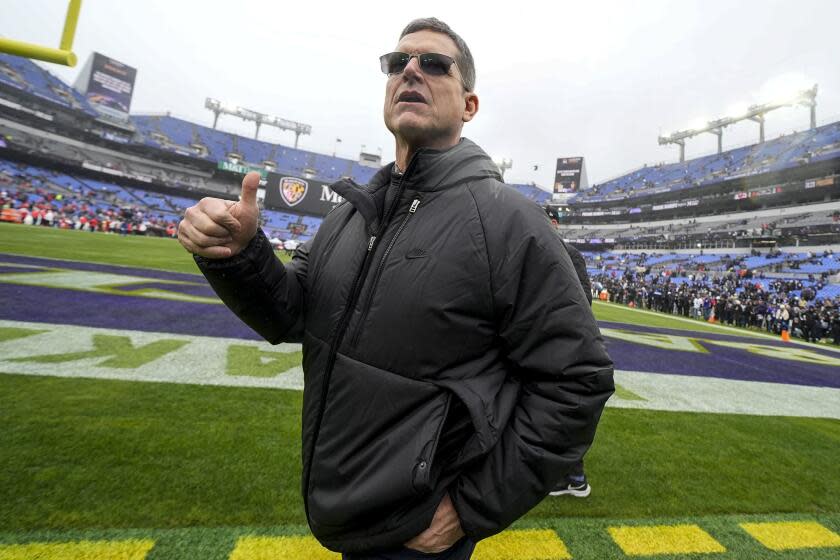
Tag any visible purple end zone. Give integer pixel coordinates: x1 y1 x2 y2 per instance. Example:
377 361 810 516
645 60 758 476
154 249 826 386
598 321 840 388
0 283 261 340
0 252 216 299
598 319 838 346
603 338 839 388
0 265 54 274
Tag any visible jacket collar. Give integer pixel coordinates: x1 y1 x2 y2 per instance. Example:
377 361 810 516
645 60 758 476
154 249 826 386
329 138 501 235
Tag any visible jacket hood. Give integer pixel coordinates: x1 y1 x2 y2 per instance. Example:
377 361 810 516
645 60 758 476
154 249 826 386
329 138 502 235
396 137 502 192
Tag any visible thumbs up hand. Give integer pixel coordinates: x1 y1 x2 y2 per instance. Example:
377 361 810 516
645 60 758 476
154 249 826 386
178 171 262 259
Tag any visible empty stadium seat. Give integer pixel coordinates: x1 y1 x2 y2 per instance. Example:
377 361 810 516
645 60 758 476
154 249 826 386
572 120 840 204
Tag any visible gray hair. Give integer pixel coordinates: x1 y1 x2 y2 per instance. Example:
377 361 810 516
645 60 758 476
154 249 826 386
399 18 475 92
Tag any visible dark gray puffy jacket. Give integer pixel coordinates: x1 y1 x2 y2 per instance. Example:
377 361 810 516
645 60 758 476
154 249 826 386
196 138 614 553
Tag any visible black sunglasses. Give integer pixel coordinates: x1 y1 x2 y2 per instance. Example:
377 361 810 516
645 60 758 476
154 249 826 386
379 52 457 78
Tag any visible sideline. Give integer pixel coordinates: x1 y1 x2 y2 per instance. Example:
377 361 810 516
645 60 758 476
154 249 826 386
594 300 840 355
0 514 837 560
0 249 204 277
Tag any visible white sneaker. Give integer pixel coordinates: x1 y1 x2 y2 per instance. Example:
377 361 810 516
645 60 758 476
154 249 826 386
549 480 591 497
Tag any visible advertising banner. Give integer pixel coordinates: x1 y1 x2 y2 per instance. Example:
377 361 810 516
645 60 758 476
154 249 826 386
263 174 345 216
217 160 268 178
805 177 836 189
652 199 699 211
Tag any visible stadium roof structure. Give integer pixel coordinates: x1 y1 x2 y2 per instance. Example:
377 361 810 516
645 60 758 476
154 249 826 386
659 85 818 162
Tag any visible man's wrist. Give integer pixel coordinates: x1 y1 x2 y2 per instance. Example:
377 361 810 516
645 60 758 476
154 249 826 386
194 229 263 268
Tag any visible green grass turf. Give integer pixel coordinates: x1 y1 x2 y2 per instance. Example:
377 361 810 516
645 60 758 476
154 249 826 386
593 300 768 338
0 374 303 532
1 374 837 534
1 513 838 559
3 220 839 553
0 222 291 275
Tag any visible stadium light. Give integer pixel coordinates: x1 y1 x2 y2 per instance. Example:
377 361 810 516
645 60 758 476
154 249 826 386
687 117 709 132
725 103 750 120
493 157 513 178
659 83 818 162
204 97 312 147
760 73 813 106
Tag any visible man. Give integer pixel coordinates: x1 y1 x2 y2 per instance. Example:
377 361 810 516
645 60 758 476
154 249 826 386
283 237 298 256
549 242 594 499
178 18 614 559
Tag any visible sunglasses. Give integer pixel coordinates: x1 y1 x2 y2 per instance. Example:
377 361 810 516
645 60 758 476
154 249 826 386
379 52 457 78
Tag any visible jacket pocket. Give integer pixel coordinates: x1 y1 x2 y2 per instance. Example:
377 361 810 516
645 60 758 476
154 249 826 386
307 352 451 530
411 392 451 495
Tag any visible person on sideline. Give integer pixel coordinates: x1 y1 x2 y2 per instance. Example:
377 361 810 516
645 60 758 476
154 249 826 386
178 18 613 560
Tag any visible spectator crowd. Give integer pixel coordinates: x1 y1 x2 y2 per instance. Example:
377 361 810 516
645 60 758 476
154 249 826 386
1 170 178 237
591 255 840 344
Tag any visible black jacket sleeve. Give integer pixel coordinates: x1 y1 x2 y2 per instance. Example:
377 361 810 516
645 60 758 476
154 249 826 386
451 186 614 540
194 229 309 344
563 242 593 305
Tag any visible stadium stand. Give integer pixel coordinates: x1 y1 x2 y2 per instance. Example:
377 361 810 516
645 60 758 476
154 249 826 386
0 156 317 242
509 183 552 204
573 120 840 204
1 53 379 188
0 53 394 244
3 48 840 336
559 107 840 344
581 244 840 342
0 53 97 116
130 114 379 184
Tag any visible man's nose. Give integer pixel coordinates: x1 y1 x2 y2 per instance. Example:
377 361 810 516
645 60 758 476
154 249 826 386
401 56 423 83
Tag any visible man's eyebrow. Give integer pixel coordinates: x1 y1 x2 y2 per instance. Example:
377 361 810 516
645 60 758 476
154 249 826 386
398 49 457 59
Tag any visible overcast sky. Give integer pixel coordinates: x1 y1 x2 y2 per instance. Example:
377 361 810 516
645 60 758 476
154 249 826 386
5 0 839 187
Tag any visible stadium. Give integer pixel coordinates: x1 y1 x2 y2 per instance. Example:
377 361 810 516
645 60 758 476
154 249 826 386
1 2 839 559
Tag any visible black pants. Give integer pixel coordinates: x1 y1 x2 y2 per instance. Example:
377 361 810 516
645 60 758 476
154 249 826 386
568 459 585 479
343 537 476 560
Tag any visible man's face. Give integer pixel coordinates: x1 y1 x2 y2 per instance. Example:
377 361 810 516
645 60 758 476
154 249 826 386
383 30 474 146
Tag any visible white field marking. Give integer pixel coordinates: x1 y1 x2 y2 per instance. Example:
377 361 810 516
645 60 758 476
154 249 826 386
601 328 709 353
0 320 304 390
706 339 840 367
1 270 163 289
1 320 838 419
594 300 840 354
612 369 840 419
0 268 219 304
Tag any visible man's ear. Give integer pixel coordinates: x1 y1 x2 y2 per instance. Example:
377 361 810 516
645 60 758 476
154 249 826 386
462 92 479 123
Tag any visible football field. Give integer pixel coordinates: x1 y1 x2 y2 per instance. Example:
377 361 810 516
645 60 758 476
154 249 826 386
1 223 838 559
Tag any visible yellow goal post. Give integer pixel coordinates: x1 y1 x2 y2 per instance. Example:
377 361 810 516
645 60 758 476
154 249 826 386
0 0 82 66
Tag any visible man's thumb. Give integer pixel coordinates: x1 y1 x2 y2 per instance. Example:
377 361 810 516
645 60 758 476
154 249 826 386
240 172 261 207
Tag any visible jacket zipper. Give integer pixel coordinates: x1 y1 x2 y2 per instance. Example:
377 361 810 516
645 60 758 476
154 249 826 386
350 197 421 348
301 155 420 522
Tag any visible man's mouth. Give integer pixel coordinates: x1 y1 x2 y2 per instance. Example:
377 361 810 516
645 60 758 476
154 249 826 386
397 91 427 104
